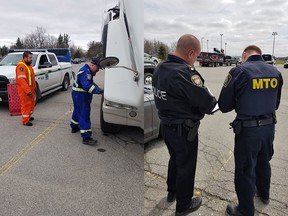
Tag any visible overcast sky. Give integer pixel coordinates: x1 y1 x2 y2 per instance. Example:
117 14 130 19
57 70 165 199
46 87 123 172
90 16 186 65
0 0 117 50
144 0 288 57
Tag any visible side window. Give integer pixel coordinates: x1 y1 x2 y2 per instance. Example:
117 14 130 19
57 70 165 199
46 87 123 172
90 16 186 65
39 55 49 65
48 54 58 66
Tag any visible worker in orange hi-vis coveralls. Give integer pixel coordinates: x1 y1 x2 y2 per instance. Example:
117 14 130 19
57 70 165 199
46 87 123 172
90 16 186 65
15 51 36 126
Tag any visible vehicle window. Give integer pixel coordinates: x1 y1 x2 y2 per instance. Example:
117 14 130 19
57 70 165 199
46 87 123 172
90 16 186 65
48 54 58 66
0 54 37 66
39 55 49 65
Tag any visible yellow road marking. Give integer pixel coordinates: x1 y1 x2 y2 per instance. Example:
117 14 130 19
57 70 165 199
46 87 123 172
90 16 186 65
0 110 71 177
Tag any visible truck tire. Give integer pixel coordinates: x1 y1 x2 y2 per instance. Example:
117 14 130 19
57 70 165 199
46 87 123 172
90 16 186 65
61 74 70 91
144 72 153 85
100 94 121 134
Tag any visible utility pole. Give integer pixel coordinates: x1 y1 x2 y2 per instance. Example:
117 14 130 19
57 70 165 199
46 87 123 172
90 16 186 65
272 32 278 57
220 34 223 52
201 37 205 51
207 39 209 52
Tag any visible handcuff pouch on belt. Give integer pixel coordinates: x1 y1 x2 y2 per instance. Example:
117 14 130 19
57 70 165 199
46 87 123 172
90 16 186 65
183 119 200 142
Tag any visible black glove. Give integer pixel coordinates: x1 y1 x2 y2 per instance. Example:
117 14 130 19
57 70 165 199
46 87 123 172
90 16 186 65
27 92 32 96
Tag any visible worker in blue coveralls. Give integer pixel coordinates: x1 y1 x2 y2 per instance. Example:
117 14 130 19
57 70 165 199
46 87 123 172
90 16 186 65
70 57 104 145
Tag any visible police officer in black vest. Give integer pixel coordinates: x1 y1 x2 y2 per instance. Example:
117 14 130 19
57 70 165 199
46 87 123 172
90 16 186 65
152 34 217 216
218 45 283 216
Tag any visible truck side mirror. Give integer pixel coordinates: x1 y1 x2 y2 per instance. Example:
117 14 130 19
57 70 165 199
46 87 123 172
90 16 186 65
39 62 52 69
99 56 119 69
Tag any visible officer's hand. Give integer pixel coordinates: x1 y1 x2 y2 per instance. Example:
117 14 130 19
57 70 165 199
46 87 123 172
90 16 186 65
27 92 32 96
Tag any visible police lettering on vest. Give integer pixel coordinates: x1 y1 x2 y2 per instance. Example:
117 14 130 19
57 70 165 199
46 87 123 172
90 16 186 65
153 87 167 100
252 78 278 90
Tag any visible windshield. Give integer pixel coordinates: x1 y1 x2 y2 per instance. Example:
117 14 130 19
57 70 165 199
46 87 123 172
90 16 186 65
0 54 37 66
262 55 272 61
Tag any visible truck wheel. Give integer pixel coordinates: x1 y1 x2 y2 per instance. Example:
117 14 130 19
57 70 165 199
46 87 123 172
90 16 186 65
144 72 153 85
100 95 121 134
62 74 70 91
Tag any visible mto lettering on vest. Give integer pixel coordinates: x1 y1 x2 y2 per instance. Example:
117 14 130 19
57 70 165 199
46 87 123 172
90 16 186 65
252 78 278 89
152 87 167 100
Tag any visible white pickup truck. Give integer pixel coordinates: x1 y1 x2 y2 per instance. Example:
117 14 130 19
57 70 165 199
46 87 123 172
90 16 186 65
0 51 72 102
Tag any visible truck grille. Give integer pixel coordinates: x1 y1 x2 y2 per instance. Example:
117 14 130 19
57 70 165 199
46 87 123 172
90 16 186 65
0 75 9 91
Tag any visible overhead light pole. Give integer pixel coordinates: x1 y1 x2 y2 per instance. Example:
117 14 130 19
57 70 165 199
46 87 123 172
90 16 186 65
207 39 209 52
225 42 227 55
272 32 278 57
201 37 205 51
220 34 223 53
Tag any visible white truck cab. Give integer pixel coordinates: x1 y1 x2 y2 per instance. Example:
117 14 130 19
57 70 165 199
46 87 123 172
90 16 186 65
100 0 144 133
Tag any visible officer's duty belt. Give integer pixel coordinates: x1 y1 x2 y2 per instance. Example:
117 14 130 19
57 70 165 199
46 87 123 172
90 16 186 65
242 117 274 127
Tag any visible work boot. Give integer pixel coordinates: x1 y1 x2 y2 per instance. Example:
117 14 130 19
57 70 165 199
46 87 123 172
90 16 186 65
82 137 98 145
29 117 34 121
225 204 244 216
255 188 270 205
167 192 176 203
71 127 80 133
259 197 270 205
24 122 33 126
175 196 202 216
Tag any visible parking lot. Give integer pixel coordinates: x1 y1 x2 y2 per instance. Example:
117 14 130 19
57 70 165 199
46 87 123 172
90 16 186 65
145 64 288 216
0 63 143 216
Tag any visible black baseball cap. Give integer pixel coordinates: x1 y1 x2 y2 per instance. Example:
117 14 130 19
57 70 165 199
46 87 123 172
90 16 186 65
91 57 101 66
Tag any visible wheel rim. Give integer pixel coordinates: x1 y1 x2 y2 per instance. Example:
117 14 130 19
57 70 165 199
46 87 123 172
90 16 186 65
144 76 152 85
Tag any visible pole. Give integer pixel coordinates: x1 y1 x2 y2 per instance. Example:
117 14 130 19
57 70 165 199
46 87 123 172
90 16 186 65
220 34 223 52
201 37 204 51
272 32 278 57
225 42 227 55
207 39 209 52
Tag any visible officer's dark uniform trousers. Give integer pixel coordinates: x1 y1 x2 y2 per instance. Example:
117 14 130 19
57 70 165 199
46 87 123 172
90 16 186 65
235 123 274 216
218 55 283 216
162 124 199 212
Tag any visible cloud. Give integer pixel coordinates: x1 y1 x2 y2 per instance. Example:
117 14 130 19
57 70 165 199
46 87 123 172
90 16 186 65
144 0 288 56
0 0 118 50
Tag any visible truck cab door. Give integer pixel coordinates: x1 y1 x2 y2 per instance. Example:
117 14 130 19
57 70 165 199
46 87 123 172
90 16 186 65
47 54 61 88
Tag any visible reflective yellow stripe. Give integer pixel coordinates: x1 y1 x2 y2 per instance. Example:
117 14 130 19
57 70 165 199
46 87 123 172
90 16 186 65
71 119 79 125
88 85 95 93
19 62 32 86
72 87 86 92
80 129 92 133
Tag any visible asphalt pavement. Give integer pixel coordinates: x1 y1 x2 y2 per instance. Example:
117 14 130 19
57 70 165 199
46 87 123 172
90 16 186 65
144 64 288 216
0 63 143 216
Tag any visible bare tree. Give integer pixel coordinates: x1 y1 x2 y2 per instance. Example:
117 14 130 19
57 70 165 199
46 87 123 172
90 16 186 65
22 27 57 48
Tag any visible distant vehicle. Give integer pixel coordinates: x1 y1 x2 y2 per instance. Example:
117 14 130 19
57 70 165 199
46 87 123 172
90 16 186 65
144 85 161 143
72 58 81 64
262 54 276 65
10 48 72 63
144 60 156 85
224 55 240 66
197 52 224 67
144 52 159 65
0 51 72 103
284 60 288 68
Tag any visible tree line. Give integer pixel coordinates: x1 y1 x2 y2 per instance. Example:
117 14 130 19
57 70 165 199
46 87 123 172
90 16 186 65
144 39 175 60
0 27 102 60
